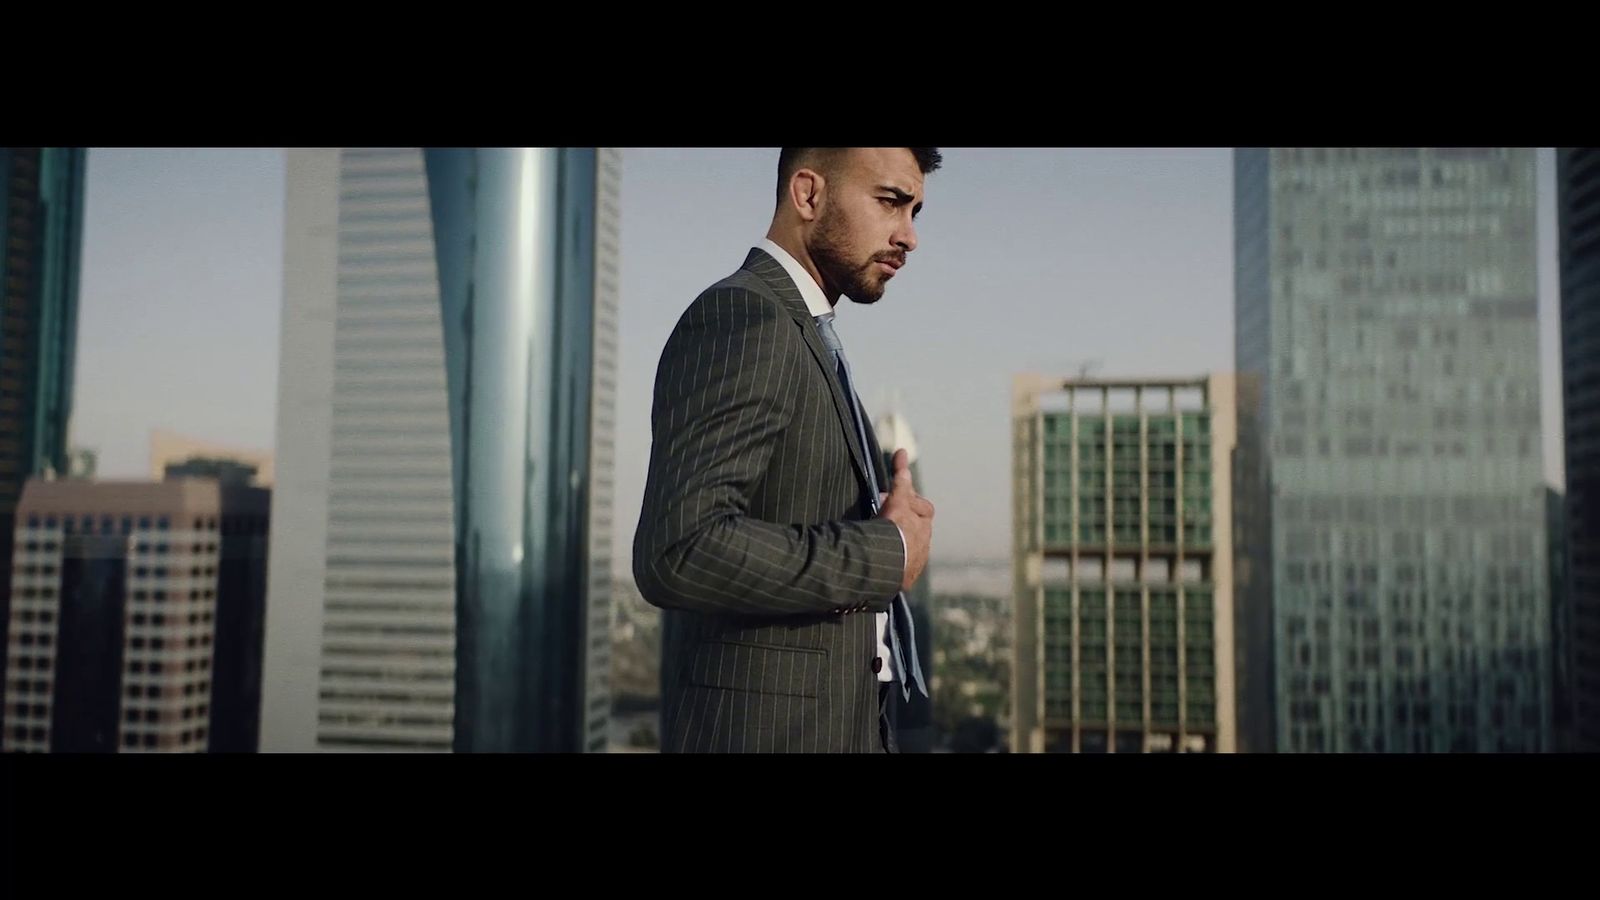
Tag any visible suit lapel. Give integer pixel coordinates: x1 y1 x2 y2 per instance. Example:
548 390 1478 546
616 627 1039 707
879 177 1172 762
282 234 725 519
862 402 889 496
742 248 873 498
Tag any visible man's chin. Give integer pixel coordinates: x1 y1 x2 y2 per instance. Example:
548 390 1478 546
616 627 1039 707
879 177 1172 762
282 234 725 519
844 279 887 305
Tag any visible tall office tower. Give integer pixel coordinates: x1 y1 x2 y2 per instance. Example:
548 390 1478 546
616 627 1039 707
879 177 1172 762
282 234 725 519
1558 147 1600 751
0 148 86 738
3 476 268 753
262 148 619 753
1012 374 1236 753
1235 148 1547 752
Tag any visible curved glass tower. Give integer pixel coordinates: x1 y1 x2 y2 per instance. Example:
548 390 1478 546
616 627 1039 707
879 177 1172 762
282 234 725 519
264 148 618 753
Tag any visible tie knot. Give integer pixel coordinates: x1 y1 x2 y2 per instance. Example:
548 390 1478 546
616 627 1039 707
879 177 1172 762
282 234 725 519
813 313 843 353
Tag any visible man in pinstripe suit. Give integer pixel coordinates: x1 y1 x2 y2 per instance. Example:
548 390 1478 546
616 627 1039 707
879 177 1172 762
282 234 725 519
634 148 942 753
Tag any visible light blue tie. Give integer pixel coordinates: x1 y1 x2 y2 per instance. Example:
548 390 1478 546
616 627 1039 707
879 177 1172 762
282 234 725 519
814 312 928 702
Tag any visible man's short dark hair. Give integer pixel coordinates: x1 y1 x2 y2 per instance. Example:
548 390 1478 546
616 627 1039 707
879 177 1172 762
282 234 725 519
776 147 942 206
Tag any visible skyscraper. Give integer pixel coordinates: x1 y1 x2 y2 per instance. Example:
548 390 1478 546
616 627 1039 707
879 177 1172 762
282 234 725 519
0 148 87 738
261 148 619 753
1557 147 1600 752
1549 487 1571 751
3 476 268 753
1234 148 1548 753
1011 374 1237 753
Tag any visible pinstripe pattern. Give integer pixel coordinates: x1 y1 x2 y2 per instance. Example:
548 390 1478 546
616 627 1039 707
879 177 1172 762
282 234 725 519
634 248 903 752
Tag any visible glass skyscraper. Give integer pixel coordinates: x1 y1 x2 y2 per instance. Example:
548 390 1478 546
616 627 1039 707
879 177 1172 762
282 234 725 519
0 148 86 738
262 148 618 753
1234 148 1548 753
1557 147 1600 752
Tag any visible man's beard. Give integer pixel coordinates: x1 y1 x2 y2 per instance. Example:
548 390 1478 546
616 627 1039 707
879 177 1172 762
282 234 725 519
810 206 889 304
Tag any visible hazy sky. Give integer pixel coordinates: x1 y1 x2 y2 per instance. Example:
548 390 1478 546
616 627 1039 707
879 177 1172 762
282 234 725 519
74 148 1567 563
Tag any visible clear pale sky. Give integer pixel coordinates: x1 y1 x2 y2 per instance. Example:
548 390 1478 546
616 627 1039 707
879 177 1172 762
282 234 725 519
73 148 1566 563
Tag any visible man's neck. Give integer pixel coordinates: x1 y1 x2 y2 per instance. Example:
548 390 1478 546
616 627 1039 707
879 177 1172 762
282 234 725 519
764 228 839 308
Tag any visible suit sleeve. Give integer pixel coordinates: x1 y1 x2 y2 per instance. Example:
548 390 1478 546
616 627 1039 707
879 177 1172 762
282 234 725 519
632 287 905 618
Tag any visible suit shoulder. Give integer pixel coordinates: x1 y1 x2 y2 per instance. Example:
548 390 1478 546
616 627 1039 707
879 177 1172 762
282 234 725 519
677 269 789 329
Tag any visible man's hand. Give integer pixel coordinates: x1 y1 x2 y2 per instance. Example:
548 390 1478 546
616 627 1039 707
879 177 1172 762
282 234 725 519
876 448 934 593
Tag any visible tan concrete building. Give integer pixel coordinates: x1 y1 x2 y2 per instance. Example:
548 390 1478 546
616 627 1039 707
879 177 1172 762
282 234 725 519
1012 374 1237 753
4 476 268 753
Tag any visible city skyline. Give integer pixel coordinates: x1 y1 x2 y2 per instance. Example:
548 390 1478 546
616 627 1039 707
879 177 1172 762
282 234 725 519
69 148 1572 566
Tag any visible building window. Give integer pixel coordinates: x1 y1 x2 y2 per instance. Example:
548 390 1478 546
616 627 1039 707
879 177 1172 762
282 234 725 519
139 516 152 530
121 516 133 534
158 516 170 531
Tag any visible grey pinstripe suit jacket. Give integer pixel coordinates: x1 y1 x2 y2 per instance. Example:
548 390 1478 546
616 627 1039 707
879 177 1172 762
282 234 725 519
633 247 905 753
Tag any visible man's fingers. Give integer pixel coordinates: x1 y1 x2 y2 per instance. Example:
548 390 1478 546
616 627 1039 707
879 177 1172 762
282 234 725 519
892 449 914 490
